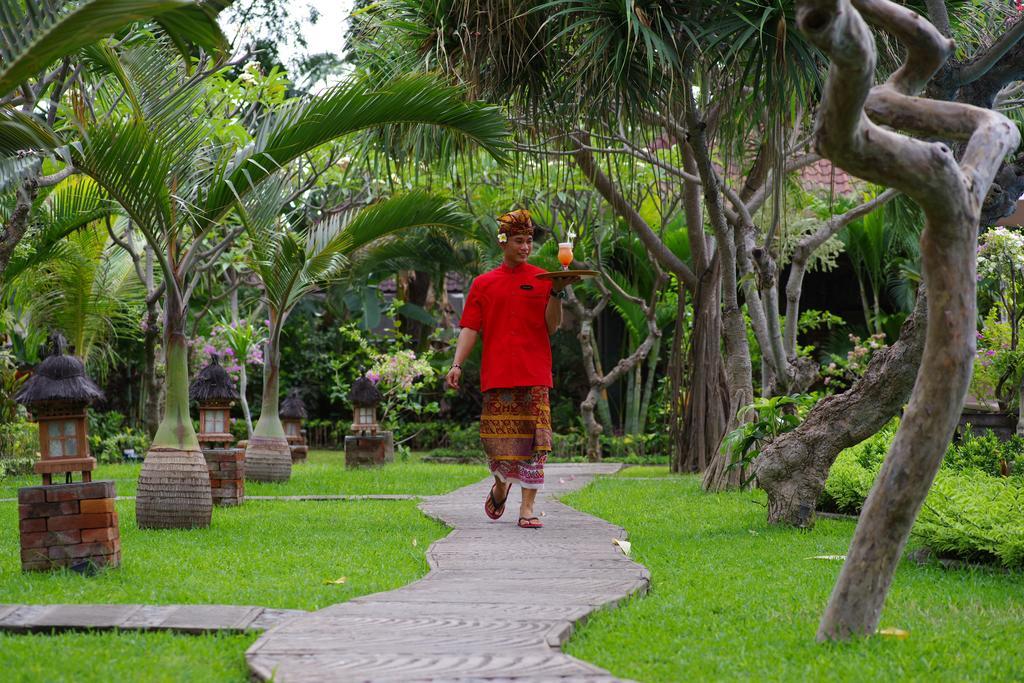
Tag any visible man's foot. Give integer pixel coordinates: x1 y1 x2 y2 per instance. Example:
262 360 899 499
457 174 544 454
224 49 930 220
484 482 509 520
517 516 543 529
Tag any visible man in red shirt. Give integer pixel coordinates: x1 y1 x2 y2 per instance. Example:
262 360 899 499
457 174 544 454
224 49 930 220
445 209 579 528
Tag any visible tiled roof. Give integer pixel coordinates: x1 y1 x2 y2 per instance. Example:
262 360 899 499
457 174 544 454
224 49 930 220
799 159 858 195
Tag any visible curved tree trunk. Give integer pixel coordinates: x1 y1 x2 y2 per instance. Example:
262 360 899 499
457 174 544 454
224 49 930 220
136 286 212 529
795 0 1019 640
753 292 927 526
246 315 292 482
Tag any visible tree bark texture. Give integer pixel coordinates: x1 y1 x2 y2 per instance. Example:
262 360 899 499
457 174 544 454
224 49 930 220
678 257 729 473
136 284 212 529
246 312 292 482
753 292 926 526
685 109 755 491
795 0 1019 640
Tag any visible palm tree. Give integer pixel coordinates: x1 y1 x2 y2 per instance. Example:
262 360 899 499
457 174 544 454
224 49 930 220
21 221 142 377
68 40 510 527
0 0 229 274
238 187 477 481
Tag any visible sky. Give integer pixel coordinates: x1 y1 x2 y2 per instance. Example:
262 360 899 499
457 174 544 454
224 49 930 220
225 0 357 86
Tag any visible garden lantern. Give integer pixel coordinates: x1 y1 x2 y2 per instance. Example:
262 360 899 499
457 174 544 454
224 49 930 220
280 389 309 462
189 354 238 447
280 389 307 444
349 376 382 435
14 335 104 485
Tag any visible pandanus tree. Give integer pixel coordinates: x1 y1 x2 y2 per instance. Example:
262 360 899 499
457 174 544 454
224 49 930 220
238 187 477 481
66 40 509 526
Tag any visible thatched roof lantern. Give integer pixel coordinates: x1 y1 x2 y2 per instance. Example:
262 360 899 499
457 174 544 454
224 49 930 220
14 334 102 484
349 376 381 435
190 355 237 445
349 376 382 406
14 338 103 410
189 354 238 405
281 389 307 444
280 389 308 420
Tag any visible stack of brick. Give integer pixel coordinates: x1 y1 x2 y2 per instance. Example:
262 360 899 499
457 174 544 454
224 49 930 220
18 481 120 572
203 447 244 506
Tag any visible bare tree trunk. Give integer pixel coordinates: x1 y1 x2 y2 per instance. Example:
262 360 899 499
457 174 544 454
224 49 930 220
685 103 755 491
680 258 729 473
795 0 1019 640
142 306 163 438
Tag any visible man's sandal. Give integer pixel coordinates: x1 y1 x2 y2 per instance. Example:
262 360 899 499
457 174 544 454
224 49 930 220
484 483 509 520
517 516 543 529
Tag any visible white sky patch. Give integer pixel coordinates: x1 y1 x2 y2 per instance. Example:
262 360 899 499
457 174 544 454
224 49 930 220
225 0 357 89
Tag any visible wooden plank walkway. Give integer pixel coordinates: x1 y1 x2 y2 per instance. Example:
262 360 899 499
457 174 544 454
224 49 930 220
0 603 305 634
246 463 647 682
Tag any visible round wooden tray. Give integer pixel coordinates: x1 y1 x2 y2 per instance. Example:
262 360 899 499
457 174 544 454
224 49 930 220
535 269 600 280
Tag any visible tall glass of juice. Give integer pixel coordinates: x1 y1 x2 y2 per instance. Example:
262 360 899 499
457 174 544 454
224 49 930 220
557 242 574 271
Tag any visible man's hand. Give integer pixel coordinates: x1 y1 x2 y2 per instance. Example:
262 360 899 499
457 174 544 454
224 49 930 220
552 275 582 292
445 366 462 390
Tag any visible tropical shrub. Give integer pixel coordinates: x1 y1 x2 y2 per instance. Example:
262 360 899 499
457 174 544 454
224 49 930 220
423 447 485 462
915 472 1024 569
821 422 1024 568
723 394 820 476
96 429 150 464
0 418 38 478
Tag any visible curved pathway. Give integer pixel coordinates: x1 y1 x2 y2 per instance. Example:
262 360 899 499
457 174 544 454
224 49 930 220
246 463 648 682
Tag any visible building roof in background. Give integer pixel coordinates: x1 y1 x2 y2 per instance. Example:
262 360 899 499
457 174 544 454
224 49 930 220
799 159 858 195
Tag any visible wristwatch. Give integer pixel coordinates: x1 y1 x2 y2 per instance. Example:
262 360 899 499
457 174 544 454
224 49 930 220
450 363 462 370
550 289 567 300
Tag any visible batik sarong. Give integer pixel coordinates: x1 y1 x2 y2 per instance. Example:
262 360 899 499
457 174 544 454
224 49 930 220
479 386 552 489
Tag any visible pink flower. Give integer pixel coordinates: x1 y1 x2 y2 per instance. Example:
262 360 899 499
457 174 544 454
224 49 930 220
366 371 382 385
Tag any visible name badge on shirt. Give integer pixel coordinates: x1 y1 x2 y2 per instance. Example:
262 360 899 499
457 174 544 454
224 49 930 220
519 284 534 290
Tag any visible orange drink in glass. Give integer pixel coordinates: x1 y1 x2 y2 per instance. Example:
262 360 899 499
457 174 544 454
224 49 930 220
557 242 574 271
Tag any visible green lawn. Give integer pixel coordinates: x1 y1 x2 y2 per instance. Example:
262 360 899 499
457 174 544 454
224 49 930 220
0 631 256 683
562 475 1024 682
1 450 489 499
0 498 446 609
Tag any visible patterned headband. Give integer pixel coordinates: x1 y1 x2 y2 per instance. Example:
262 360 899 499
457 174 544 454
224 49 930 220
497 209 534 238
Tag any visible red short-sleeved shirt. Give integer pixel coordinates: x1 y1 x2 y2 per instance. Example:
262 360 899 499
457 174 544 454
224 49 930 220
459 262 555 392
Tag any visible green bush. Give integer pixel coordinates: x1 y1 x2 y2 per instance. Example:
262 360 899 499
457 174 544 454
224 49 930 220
393 420 450 450
446 423 480 451
915 471 1024 568
820 448 879 514
0 418 38 479
423 447 485 462
944 426 1022 476
97 429 151 464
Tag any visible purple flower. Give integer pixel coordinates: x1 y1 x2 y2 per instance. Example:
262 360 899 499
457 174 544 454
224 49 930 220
366 370 382 385
224 347 235 356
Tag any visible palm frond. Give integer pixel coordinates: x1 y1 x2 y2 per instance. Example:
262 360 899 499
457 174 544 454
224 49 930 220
0 107 63 155
199 74 511 229
0 0 229 98
71 119 174 247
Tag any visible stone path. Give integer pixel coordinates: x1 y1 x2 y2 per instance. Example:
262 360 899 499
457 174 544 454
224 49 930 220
0 603 304 634
246 463 647 682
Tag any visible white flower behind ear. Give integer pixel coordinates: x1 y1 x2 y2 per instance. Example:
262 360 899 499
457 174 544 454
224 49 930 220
497 233 508 244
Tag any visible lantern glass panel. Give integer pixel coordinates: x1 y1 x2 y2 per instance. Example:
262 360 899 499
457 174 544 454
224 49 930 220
46 420 78 457
204 410 226 433
286 422 298 436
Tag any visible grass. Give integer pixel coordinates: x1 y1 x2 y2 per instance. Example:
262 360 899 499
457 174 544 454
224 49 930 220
562 474 1024 682
0 498 447 609
0 631 256 683
0 453 487 681
616 465 672 478
0 450 489 499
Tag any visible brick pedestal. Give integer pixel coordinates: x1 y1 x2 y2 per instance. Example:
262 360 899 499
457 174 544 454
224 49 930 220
18 481 120 572
344 431 394 468
203 448 245 506
289 444 308 463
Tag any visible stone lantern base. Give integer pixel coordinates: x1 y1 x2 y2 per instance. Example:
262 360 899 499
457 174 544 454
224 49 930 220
344 431 394 468
18 480 120 572
289 443 308 463
202 447 245 506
